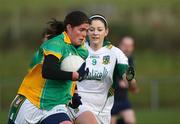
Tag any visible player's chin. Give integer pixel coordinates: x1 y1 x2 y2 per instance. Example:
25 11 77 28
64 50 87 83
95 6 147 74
77 40 84 45
92 40 100 44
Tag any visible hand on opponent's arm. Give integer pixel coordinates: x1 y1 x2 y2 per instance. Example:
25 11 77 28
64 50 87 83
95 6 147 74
72 62 89 81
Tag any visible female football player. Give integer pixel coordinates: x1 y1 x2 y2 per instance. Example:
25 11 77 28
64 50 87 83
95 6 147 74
8 11 90 124
74 14 129 124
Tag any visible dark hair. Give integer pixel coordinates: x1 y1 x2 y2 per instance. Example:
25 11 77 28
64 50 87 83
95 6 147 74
42 18 64 39
89 14 108 29
64 11 90 28
43 11 89 40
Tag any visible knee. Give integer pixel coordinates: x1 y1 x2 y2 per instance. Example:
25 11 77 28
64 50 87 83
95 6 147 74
124 116 136 124
124 118 136 124
122 110 136 124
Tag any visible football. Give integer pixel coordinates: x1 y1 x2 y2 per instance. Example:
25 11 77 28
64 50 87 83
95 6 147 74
60 55 85 72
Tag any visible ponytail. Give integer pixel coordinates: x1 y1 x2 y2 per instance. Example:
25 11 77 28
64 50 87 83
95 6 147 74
42 18 65 39
42 11 89 40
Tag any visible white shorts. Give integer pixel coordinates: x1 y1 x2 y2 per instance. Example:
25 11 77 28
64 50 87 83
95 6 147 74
8 95 72 124
68 96 114 124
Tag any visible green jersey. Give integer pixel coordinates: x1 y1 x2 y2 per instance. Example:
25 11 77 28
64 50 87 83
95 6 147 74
18 32 88 110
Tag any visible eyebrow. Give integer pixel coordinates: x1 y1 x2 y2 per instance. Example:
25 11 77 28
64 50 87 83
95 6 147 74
90 26 104 29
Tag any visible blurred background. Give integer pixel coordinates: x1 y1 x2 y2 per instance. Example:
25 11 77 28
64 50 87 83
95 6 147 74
0 0 180 123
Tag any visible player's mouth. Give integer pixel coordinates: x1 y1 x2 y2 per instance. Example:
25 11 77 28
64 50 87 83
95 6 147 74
78 38 84 42
92 37 99 40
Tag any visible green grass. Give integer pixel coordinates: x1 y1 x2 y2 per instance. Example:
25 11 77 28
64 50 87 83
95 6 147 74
135 51 180 78
136 109 180 124
0 110 8 124
0 48 34 80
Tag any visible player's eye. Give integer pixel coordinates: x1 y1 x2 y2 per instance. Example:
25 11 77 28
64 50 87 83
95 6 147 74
79 28 86 32
97 28 104 32
88 28 94 32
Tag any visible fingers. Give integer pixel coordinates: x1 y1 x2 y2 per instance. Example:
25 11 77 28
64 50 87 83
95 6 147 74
72 72 79 81
122 74 129 87
119 80 129 88
129 79 139 94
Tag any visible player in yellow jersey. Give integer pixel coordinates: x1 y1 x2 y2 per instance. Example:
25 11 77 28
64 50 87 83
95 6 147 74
8 11 90 124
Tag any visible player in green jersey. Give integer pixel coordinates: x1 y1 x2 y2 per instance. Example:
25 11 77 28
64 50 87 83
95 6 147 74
8 11 90 124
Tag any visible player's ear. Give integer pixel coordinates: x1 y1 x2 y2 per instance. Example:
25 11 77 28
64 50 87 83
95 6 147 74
105 28 109 37
66 24 72 32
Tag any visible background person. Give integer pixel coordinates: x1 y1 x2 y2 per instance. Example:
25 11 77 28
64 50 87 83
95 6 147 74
111 36 138 124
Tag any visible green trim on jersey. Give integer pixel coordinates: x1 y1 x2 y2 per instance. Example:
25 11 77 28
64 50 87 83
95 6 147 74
103 39 111 46
116 64 128 78
108 87 115 97
111 64 128 92
8 95 26 121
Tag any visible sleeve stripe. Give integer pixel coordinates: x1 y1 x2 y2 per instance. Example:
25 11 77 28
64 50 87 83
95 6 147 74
43 49 62 59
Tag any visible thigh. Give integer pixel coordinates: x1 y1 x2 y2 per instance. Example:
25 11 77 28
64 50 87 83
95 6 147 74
72 103 98 124
41 113 72 124
110 116 117 124
8 95 43 124
75 111 98 124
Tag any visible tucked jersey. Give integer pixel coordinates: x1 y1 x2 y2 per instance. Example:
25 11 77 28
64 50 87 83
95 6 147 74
18 32 88 110
77 42 128 113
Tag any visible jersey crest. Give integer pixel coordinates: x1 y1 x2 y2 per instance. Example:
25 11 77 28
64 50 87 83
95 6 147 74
102 55 110 65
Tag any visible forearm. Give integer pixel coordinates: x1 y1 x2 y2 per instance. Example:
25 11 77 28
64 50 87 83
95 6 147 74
42 55 74 80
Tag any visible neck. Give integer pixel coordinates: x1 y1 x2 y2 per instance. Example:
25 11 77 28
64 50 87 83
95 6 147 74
90 42 103 51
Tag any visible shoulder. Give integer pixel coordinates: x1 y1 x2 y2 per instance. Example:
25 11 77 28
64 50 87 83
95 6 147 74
41 34 65 49
111 46 123 54
39 34 65 59
111 46 128 64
